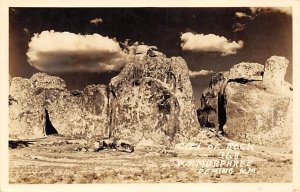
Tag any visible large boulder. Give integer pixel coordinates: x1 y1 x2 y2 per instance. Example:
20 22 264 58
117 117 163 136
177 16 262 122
197 56 292 147
108 45 200 145
228 62 264 81
198 63 264 131
9 77 45 139
225 81 292 147
31 72 66 90
9 73 109 140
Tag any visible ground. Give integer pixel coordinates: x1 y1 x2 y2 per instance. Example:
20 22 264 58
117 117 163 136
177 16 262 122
9 135 292 184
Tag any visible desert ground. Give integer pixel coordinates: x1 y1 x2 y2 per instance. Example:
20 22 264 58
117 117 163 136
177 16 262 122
9 134 292 184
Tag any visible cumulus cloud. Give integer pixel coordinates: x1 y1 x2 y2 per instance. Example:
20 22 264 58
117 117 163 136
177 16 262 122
27 30 131 73
90 17 103 25
250 7 292 15
235 12 247 18
180 32 244 56
235 12 253 19
189 70 215 77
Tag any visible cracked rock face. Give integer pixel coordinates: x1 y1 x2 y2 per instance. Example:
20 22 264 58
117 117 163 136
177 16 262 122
109 48 200 145
197 56 292 147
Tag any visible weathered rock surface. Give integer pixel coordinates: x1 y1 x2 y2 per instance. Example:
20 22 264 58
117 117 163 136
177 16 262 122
197 56 292 147
263 56 290 94
225 81 292 147
9 73 109 140
43 82 109 139
31 73 66 90
228 62 264 81
9 77 45 139
109 46 200 145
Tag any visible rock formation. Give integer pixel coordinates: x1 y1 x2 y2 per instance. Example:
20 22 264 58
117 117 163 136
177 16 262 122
10 47 291 148
108 46 200 145
9 73 109 140
197 72 228 130
9 46 200 146
197 56 292 147
262 56 290 94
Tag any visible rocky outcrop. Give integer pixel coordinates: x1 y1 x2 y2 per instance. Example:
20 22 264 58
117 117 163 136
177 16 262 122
10 53 292 148
197 56 292 147
9 46 200 146
9 73 109 140
108 46 200 145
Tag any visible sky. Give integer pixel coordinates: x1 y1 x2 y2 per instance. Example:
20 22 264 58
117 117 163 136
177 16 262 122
9 8 292 108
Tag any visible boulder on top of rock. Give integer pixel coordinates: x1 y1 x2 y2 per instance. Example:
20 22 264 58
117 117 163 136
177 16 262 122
30 72 66 90
228 62 264 81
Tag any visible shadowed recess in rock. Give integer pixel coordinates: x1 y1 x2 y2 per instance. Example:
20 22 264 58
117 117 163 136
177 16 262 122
45 109 58 135
217 94 226 133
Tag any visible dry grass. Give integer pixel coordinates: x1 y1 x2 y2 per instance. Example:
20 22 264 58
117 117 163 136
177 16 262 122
9 136 292 183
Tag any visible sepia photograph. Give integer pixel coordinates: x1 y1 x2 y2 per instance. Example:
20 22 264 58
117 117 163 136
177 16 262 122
1 0 300 191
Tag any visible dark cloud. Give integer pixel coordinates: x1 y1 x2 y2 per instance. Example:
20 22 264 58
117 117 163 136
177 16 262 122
233 7 292 32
